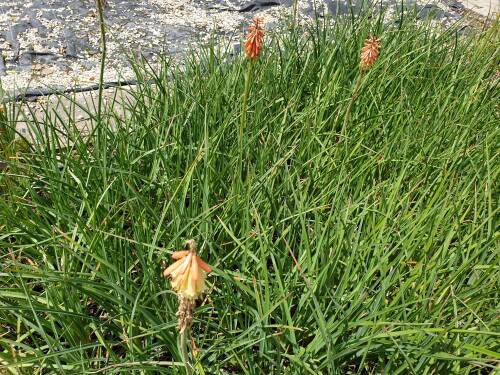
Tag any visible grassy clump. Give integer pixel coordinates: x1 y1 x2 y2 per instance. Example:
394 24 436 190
0 15 499 374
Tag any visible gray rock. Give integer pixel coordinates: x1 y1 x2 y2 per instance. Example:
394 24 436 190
326 0 354 16
5 24 24 58
63 28 78 58
446 0 465 11
0 53 6 76
238 1 282 12
41 10 58 21
32 52 59 65
18 52 33 68
418 4 446 19
232 42 242 55
0 0 480 96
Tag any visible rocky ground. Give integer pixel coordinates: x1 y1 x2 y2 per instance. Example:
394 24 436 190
0 0 495 99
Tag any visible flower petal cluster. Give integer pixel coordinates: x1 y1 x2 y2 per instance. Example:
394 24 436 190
360 36 381 70
163 241 212 299
245 17 265 60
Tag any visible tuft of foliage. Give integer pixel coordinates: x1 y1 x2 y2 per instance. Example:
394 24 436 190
0 14 499 374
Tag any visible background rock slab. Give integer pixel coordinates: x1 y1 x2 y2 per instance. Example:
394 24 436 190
0 0 493 98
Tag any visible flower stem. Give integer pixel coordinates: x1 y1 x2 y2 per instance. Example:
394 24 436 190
95 0 106 124
238 61 253 182
341 71 364 139
292 0 298 26
95 0 108 189
180 328 192 375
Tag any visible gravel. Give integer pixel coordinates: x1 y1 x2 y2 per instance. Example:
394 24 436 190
0 0 475 98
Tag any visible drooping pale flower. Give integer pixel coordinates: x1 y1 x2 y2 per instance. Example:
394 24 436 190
163 240 212 300
360 36 381 70
245 16 265 60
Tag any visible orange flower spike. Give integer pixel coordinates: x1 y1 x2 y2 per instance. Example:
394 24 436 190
172 250 191 260
196 257 212 273
360 36 381 71
245 16 265 60
190 255 200 283
163 258 184 277
163 240 212 299
164 253 191 278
